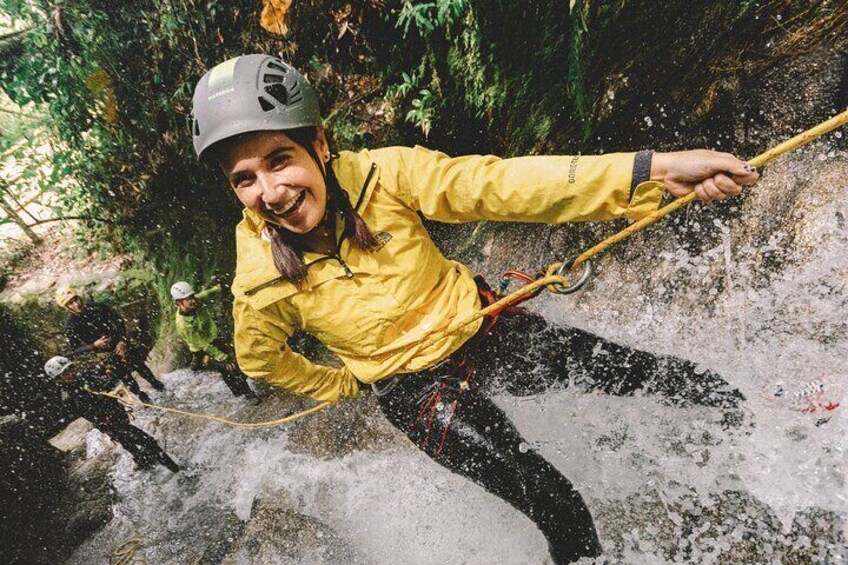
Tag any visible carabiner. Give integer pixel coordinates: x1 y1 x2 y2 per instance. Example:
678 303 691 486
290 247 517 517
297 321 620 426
549 258 593 294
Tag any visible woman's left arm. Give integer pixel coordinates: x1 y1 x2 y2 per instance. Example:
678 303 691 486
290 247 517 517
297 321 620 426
376 146 757 224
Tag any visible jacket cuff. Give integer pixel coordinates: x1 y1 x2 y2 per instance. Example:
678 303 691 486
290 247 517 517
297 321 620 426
625 150 664 220
630 150 653 199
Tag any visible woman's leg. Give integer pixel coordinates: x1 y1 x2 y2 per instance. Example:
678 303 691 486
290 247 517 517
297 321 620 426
377 374 601 564
476 310 744 410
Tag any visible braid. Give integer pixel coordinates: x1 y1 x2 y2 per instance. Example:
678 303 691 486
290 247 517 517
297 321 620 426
268 226 308 288
265 126 379 288
325 165 379 251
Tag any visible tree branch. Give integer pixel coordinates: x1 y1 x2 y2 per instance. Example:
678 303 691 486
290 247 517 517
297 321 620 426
26 215 119 227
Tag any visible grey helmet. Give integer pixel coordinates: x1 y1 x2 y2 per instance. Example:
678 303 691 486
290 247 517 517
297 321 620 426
190 54 322 160
45 356 73 378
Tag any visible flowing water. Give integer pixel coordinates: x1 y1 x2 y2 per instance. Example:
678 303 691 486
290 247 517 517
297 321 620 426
67 146 848 564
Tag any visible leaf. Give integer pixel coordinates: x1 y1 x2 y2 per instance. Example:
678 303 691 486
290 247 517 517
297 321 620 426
260 0 293 36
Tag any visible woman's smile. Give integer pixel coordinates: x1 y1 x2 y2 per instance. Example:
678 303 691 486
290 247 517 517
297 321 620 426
219 130 331 235
265 189 307 220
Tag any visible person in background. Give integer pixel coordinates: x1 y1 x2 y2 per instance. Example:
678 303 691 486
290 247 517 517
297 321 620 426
171 280 259 400
56 287 166 403
44 355 180 472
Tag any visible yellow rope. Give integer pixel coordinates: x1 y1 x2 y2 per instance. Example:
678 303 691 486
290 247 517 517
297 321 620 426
95 109 848 428
566 108 848 272
93 386 331 428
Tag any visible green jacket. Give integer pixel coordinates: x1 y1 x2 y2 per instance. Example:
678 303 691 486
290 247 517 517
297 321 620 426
175 286 228 362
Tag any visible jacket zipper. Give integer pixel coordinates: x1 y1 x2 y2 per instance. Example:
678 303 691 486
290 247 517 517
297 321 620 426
245 163 376 296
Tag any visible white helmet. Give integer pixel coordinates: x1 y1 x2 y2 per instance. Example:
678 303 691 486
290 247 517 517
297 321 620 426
170 281 195 300
45 356 73 378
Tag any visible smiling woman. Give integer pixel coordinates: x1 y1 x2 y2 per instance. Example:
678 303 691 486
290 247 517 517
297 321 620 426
221 131 329 234
190 54 757 564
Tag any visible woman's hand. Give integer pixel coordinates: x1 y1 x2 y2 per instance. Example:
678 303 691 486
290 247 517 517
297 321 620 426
651 150 760 202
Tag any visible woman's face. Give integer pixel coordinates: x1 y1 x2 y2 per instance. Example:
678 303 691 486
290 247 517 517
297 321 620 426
219 130 330 234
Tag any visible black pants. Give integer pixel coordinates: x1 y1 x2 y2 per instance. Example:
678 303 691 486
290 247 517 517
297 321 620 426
112 349 166 393
191 341 255 398
96 413 179 472
376 309 744 564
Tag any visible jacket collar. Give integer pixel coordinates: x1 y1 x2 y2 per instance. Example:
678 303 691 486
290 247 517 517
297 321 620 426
233 151 379 307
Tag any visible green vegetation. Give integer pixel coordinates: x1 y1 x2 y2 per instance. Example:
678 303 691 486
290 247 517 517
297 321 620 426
0 0 842 353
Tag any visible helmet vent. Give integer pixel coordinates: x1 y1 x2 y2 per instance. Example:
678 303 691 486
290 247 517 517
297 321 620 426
264 83 290 106
267 61 289 74
288 83 303 104
263 73 286 84
257 96 275 112
193 119 200 136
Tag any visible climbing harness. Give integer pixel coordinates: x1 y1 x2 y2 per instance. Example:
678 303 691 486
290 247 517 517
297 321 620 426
98 109 848 428
414 278 528 458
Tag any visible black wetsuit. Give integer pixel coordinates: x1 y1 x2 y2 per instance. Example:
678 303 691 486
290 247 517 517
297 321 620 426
189 338 256 398
59 372 179 472
65 302 165 395
375 285 743 564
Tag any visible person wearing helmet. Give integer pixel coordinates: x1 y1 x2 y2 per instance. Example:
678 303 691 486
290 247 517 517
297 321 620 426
171 280 258 400
191 55 758 563
44 355 180 473
57 287 166 401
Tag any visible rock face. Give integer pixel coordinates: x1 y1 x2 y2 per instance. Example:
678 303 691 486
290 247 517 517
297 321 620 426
218 498 362 564
0 417 115 564
594 484 848 564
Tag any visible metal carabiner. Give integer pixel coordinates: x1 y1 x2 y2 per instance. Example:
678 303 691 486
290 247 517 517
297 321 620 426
549 258 593 295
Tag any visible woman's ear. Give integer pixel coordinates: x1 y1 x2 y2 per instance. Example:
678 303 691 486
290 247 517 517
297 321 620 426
314 127 330 163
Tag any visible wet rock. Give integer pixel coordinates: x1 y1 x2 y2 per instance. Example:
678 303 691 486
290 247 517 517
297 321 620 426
0 417 115 564
785 508 848 564
191 508 247 565
595 483 847 563
219 497 361 564
286 395 404 459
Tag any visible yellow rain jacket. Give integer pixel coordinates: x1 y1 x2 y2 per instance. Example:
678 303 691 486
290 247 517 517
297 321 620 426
232 146 664 402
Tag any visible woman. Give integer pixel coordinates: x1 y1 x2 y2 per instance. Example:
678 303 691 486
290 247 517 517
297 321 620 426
190 54 758 563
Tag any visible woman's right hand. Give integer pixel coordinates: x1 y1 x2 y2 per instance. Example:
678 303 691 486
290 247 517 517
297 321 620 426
651 150 760 202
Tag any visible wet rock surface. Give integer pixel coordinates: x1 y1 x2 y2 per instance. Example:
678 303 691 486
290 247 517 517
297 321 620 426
595 484 848 564
218 498 363 564
0 417 115 564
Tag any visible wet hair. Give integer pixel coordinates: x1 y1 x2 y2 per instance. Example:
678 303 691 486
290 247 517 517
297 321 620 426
259 127 379 288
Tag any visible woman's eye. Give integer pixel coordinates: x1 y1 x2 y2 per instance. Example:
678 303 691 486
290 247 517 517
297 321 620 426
270 155 290 169
234 177 254 190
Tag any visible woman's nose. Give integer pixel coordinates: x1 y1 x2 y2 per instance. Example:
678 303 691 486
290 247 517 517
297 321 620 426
257 174 287 204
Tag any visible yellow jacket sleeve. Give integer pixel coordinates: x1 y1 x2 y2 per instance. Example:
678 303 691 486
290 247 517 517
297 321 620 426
374 145 664 223
232 297 361 403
